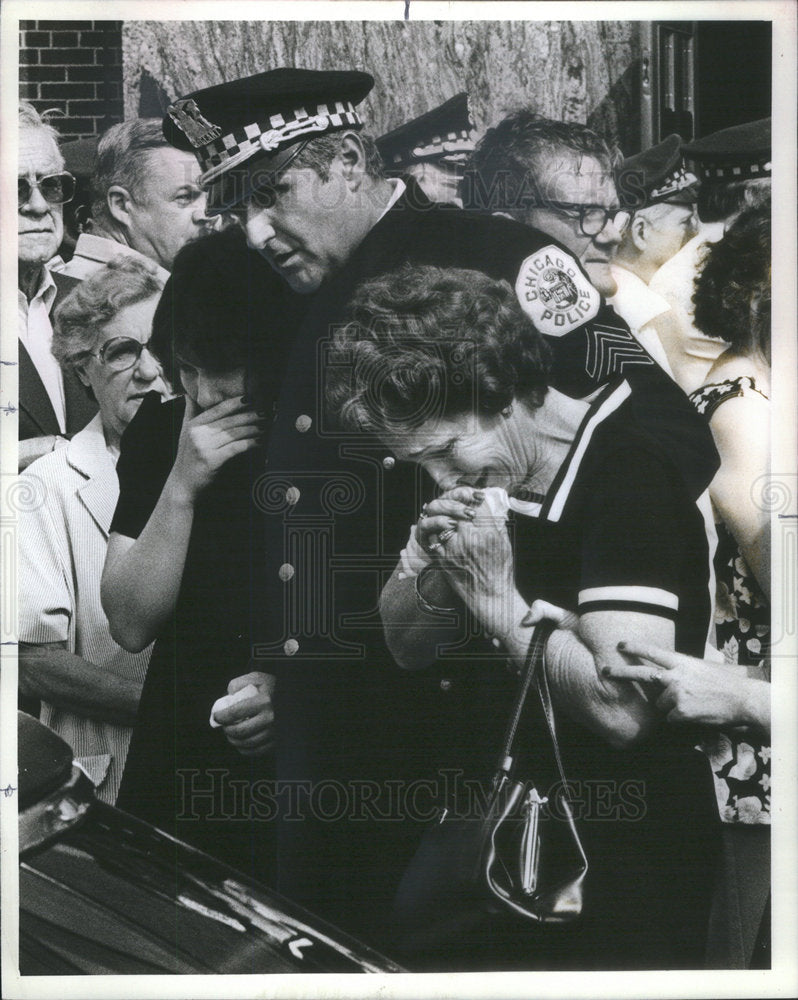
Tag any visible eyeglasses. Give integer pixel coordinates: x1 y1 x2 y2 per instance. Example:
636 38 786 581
541 201 631 237
18 171 76 208
87 337 157 373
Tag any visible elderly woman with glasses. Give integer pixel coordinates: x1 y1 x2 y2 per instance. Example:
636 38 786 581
18 255 169 804
326 263 720 970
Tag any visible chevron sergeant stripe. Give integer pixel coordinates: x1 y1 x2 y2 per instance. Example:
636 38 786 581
584 324 656 382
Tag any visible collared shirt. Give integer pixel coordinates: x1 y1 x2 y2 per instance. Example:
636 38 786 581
18 266 66 434
376 177 406 223
648 222 729 394
58 232 171 284
608 263 676 378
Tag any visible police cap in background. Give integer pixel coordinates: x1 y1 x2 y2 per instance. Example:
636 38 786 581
376 93 477 205
617 133 699 210
682 117 771 185
376 92 476 173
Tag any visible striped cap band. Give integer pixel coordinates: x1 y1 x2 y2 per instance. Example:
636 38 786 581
387 128 476 167
194 100 363 186
649 164 699 201
697 159 772 180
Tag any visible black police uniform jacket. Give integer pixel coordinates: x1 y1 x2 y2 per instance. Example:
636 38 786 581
257 178 719 942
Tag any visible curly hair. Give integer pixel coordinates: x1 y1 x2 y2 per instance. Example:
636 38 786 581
693 206 770 359
326 264 552 436
696 177 771 225
52 255 164 370
460 110 615 216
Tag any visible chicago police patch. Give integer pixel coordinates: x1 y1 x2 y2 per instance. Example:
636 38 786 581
515 246 600 336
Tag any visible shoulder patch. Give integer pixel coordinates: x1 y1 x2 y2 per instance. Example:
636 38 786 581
515 246 601 337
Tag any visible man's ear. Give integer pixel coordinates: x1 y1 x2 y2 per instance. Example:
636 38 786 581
106 185 135 228
338 132 368 189
73 363 92 389
629 214 649 252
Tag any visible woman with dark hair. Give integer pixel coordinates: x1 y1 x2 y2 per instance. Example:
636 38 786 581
101 227 301 873
326 263 720 970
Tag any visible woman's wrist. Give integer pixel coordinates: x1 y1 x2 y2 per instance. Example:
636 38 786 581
162 467 198 511
414 565 458 615
736 677 771 732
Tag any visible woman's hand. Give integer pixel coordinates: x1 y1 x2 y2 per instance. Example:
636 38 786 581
213 671 276 757
415 486 485 554
169 396 264 505
522 599 580 632
605 641 768 730
421 489 521 640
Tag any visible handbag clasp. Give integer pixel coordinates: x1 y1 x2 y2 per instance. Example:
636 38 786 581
519 786 547 895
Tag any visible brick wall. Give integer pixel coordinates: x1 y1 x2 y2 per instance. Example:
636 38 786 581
19 20 124 138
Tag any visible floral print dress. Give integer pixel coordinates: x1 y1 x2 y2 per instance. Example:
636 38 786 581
690 376 771 825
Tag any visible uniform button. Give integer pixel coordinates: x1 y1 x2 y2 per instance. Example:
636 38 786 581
439 678 452 692
285 486 301 505
278 563 295 582
283 639 299 656
382 456 395 470
295 414 312 433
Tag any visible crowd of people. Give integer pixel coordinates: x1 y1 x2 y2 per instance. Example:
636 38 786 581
17 63 772 972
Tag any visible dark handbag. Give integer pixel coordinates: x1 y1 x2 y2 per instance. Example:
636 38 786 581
390 621 588 954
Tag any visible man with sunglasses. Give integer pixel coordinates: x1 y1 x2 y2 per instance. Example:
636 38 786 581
18 102 97 471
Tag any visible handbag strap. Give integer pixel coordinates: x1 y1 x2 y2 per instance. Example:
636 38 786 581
495 620 556 776
536 650 569 792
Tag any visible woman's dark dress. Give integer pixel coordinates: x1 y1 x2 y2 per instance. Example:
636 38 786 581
114 393 276 879
394 381 721 971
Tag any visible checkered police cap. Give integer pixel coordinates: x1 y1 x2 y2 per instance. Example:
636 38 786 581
682 118 771 185
617 134 699 210
376 93 477 174
163 67 374 213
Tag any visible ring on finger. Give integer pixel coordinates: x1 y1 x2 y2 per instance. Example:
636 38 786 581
652 670 665 684
438 527 456 544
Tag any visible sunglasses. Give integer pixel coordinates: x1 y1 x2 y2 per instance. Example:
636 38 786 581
86 337 157 373
18 171 76 208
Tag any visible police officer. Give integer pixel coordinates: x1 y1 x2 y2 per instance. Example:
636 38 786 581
161 68 719 958
376 92 477 206
609 134 700 374
649 119 771 393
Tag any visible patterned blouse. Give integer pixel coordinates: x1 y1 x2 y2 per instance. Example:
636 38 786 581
690 376 770 825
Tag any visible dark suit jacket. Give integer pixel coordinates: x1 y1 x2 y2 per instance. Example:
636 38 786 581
18 269 98 441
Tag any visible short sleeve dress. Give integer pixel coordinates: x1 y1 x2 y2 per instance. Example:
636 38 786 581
112 392 276 878
506 380 720 970
690 375 771 826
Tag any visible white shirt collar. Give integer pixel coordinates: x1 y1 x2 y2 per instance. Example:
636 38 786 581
18 263 57 311
376 178 406 223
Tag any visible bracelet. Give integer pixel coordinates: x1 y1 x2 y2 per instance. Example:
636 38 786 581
414 565 458 615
